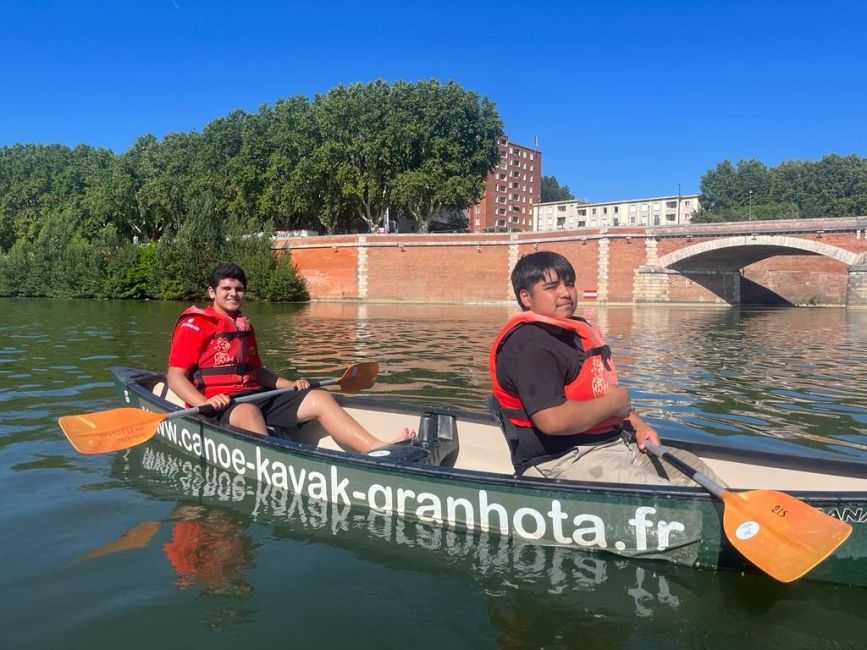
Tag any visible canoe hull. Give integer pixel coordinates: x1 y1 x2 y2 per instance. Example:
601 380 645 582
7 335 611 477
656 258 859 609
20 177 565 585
111 366 867 586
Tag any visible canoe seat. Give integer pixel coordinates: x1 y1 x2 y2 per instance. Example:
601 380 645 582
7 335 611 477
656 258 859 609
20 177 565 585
151 381 185 408
486 396 518 453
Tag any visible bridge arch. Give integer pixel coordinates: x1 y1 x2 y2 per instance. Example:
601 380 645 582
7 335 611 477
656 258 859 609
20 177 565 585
656 234 864 269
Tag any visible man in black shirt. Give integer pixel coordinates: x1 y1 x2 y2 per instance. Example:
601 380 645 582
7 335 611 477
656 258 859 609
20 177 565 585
490 251 718 485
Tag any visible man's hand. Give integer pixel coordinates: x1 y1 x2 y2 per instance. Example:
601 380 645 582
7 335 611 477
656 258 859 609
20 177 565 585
292 378 310 390
632 421 661 451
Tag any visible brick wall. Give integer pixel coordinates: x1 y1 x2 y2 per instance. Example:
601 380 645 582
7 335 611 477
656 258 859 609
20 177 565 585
276 218 867 305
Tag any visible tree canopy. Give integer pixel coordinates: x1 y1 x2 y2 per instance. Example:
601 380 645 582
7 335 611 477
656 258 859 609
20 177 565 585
693 155 867 222
0 79 502 251
540 175 575 202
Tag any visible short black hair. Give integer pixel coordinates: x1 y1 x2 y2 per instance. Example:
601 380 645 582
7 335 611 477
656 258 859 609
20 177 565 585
207 262 247 290
510 251 576 309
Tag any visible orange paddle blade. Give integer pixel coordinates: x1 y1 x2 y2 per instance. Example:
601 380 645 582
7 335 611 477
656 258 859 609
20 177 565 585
721 489 852 583
59 408 167 454
336 361 378 393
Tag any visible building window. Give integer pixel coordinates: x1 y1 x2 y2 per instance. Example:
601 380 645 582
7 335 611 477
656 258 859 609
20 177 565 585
666 201 677 209
578 209 586 216
530 153 534 161
603 207 608 214
577 220 586 227
558 205 567 212
613 217 619 226
474 206 480 214
653 216 660 225
685 200 691 206
666 213 677 221
592 208 597 215
613 206 619 214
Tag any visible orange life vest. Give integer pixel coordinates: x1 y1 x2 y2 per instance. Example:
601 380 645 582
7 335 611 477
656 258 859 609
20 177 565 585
489 311 622 434
173 306 261 396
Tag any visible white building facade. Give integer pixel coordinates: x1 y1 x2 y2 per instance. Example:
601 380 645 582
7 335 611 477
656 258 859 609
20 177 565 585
533 194 700 231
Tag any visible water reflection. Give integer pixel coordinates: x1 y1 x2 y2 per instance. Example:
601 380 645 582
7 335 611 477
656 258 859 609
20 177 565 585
105 442 867 648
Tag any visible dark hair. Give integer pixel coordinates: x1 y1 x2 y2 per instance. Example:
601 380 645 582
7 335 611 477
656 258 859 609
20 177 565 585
510 251 576 308
207 262 247 290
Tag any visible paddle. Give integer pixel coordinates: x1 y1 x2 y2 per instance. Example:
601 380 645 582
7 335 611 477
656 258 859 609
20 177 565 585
644 441 852 582
59 362 379 455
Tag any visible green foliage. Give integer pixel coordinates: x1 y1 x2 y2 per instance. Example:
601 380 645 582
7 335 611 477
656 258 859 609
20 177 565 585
0 239 38 296
692 202 800 223
698 155 867 221
311 80 503 232
102 241 156 299
0 207 105 297
264 255 308 302
540 176 575 202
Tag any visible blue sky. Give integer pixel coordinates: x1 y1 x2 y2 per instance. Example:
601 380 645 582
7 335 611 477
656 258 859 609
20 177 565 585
2 0 865 201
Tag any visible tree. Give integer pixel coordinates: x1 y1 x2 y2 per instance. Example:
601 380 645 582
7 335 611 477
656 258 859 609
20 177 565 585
308 80 503 233
540 176 575 202
389 80 502 232
695 155 867 222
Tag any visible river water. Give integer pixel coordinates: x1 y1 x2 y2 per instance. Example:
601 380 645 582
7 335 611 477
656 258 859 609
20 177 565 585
2 298 866 649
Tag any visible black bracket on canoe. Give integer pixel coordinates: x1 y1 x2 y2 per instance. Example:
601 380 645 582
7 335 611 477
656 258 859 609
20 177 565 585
367 410 460 467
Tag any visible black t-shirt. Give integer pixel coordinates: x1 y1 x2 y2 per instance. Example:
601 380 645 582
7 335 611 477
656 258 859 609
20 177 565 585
495 322 597 470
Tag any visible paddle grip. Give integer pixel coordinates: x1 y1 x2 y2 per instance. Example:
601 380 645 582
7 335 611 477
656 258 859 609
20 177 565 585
198 404 219 417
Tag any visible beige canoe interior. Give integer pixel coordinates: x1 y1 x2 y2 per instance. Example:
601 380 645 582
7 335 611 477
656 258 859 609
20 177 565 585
150 382 867 493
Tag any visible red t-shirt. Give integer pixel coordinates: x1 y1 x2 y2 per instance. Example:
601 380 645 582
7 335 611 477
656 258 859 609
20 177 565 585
168 306 263 397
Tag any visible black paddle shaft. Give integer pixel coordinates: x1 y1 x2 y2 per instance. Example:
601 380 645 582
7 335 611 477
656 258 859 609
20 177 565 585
644 442 725 498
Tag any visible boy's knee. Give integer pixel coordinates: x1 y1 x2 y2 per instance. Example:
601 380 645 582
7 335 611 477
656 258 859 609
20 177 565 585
229 403 265 429
304 388 335 406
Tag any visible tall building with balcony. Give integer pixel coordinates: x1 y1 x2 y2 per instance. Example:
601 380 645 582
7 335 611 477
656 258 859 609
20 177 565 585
533 194 700 231
468 136 542 232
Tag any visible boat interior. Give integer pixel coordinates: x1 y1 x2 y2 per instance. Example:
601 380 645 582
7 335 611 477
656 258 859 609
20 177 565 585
147 379 867 494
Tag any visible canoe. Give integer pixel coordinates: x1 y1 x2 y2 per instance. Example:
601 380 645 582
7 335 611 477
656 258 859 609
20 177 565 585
109 365 867 587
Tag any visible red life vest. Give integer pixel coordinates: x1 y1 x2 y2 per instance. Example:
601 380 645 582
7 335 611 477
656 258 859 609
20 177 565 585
173 306 261 396
489 311 622 434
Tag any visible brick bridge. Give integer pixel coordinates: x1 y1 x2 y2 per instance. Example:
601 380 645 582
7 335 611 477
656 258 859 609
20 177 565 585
275 217 867 306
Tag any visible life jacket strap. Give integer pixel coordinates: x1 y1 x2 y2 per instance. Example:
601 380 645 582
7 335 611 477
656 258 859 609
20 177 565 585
584 344 612 371
195 362 258 380
210 330 253 342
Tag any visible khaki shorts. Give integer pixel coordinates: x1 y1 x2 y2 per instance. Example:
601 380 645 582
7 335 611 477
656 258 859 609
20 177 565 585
522 433 725 487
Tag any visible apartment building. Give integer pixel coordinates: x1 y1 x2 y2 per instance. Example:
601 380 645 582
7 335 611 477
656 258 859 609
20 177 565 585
468 137 542 232
533 194 700 231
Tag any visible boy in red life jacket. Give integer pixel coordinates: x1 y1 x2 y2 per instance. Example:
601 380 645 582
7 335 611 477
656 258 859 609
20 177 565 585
168 262 412 452
490 251 719 485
